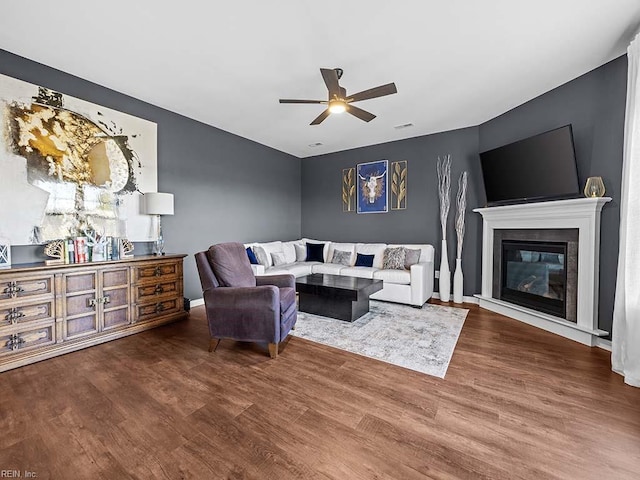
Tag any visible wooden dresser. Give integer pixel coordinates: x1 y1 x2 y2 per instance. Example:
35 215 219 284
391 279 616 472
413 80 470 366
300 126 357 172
0 254 187 372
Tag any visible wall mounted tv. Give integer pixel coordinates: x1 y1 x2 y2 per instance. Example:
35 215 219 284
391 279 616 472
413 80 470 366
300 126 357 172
479 125 580 206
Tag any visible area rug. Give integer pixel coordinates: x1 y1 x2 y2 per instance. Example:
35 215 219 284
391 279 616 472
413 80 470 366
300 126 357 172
291 301 468 378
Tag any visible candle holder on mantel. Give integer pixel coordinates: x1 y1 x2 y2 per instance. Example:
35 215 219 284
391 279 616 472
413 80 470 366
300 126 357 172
584 176 606 198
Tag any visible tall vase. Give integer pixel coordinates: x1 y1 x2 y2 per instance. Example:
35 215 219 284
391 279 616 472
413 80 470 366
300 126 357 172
453 258 463 304
439 239 451 302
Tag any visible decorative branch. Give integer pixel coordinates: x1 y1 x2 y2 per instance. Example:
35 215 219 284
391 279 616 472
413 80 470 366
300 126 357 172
437 155 451 239
455 171 468 259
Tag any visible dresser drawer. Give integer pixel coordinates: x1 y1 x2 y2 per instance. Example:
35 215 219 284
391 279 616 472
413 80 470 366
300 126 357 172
135 297 182 323
0 322 56 356
0 300 54 328
133 261 181 283
0 275 54 303
134 279 180 302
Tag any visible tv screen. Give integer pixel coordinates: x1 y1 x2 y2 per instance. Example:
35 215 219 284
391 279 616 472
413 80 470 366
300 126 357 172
479 125 580 206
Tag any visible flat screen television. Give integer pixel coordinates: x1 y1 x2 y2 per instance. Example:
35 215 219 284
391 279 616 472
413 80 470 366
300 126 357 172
479 125 580 206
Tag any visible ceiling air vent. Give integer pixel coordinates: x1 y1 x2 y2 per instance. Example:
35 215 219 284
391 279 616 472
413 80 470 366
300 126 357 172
394 123 414 130
308 142 323 147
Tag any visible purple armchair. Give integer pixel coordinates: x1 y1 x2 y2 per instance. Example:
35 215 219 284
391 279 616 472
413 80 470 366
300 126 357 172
195 242 297 358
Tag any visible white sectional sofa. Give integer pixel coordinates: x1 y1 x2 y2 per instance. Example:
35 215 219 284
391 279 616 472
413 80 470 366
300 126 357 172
245 239 434 307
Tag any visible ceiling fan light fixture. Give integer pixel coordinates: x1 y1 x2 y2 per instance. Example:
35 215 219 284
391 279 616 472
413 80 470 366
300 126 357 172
328 99 347 114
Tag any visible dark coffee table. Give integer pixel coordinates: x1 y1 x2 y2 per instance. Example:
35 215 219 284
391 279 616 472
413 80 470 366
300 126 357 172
295 273 383 322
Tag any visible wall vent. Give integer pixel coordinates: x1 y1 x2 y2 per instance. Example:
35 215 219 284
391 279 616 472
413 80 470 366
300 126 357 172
394 123 414 130
308 142 323 147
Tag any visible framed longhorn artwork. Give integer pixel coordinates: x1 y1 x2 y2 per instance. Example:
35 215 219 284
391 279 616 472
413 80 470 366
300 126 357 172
357 160 388 214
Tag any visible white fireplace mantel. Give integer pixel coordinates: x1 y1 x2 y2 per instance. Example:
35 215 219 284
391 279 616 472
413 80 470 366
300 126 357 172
473 197 611 346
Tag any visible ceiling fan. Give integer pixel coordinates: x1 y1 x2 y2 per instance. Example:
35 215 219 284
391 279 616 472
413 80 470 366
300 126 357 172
279 68 397 125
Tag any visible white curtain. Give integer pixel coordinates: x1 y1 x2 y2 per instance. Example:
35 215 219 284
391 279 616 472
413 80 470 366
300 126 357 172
612 33 640 387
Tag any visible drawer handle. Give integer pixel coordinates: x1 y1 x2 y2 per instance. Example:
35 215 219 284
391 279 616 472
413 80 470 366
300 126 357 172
155 303 165 313
3 281 24 298
154 267 162 277
7 334 25 351
6 308 25 325
154 284 164 295
102 295 110 305
88 298 98 308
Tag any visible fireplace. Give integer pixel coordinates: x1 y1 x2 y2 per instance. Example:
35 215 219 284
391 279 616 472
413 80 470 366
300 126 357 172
475 197 610 345
493 229 578 323
501 240 567 318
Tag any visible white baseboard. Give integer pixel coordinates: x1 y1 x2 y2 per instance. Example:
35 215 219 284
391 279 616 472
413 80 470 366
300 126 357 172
190 298 204 307
595 337 612 351
431 293 479 305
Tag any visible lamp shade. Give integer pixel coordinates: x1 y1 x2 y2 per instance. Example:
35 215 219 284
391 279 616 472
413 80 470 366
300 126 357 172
143 192 174 215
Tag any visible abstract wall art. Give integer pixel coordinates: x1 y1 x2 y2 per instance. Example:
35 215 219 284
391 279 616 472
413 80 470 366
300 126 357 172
357 159 388 214
390 160 407 210
342 167 355 212
0 73 158 245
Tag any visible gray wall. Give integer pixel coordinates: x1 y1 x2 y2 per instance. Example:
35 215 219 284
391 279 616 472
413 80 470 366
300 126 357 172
0 49 301 300
302 55 627 336
479 55 627 337
302 127 483 297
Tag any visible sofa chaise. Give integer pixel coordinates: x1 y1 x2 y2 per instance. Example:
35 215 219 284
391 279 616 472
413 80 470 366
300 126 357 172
244 239 434 307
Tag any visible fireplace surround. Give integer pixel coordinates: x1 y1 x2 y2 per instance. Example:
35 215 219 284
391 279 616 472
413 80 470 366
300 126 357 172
474 197 610 346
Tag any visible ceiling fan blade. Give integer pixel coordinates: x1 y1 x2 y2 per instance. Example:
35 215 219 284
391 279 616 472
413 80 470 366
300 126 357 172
310 109 330 125
347 104 376 122
279 99 326 104
347 83 397 103
320 68 341 98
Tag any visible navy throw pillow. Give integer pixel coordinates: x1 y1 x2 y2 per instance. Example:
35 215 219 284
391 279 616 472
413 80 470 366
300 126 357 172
246 247 259 265
306 242 325 262
354 253 375 267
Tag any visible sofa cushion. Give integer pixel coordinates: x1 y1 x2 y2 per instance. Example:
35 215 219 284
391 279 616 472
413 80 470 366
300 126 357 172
294 243 306 261
331 249 352 266
268 262 316 277
312 263 345 275
301 238 331 262
355 253 375 267
246 247 259 265
404 248 421 268
271 251 288 266
306 242 325 262
382 247 406 270
373 269 411 285
327 243 356 264
282 241 298 264
356 243 387 268
253 245 270 267
208 243 257 288
340 266 377 279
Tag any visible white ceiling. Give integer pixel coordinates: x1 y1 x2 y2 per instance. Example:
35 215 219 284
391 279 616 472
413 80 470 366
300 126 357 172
1 1 640 158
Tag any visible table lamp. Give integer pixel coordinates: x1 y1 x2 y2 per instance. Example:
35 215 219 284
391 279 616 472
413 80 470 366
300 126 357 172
143 192 174 255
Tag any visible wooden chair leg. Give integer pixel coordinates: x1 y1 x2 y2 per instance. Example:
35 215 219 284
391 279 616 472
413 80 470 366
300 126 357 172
268 342 278 359
209 338 221 352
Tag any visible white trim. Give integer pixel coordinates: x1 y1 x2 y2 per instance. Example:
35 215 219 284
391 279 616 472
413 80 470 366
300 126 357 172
596 337 612 351
476 295 607 346
190 298 205 307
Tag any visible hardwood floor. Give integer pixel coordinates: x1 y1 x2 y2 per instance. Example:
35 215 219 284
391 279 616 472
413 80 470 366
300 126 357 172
1 302 639 479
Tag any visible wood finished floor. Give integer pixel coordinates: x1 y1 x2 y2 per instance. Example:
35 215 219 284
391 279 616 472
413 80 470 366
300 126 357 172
1 302 639 479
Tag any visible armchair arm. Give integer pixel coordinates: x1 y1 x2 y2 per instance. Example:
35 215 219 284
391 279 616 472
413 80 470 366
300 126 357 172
256 274 295 289
203 285 280 343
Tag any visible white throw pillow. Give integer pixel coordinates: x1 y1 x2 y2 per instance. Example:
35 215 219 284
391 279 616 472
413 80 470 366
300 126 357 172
294 243 306 262
282 241 297 264
271 251 288 266
253 246 270 267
